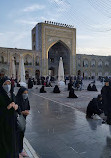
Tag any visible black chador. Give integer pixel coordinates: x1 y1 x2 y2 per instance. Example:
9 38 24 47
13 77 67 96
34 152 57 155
40 85 46 93
68 87 78 98
0 79 18 158
68 82 73 91
53 85 60 93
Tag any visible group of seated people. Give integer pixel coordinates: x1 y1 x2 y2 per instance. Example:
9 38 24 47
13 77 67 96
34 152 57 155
39 85 78 98
39 85 61 93
86 79 111 124
87 83 97 91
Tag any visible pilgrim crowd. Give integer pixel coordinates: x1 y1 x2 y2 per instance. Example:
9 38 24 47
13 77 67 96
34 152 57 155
0 77 30 158
0 75 111 158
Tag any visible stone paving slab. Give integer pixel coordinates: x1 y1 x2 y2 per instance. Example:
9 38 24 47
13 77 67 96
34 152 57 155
24 137 39 158
15 80 110 158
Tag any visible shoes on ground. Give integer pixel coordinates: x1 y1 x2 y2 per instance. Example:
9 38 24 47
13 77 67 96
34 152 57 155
20 151 28 157
19 154 23 158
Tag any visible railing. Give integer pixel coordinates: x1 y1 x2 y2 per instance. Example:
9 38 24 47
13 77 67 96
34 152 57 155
44 21 74 28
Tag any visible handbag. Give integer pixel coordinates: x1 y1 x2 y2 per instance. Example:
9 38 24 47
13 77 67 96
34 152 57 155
17 114 26 132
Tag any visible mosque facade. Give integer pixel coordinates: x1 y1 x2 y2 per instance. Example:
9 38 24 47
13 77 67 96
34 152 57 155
0 21 111 79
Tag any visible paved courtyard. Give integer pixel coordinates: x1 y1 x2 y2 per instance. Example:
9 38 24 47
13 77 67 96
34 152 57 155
22 80 111 158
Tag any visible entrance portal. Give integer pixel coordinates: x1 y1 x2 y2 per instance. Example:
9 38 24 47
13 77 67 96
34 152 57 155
48 41 70 77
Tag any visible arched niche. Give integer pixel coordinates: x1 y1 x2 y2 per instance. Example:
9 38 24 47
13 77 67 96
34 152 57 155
91 59 96 67
12 54 20 65
48 40 71 77
98 59 103 67
35 56 39 66
0 53 7 64
83 59 89 67
24 54 32 65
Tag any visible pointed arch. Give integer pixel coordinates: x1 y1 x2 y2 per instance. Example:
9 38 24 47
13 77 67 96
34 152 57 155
47 40 71 76
24 54 32 65
47 40 71 58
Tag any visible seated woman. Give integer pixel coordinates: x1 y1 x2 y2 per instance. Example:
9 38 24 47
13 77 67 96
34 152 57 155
87 84 92 91
53 85 60 93
68 87 78 98
92 84 98 91
40 85 46 93
86 94 103 119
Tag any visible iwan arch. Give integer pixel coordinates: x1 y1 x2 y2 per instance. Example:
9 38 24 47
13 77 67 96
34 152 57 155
0 21 110 79
32 21 76 77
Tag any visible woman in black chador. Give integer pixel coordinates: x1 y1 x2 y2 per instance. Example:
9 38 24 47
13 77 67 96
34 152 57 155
87 84 92 91
16 87 30 157
68 87 78 98
40 85 47 93
53 85 60 93
0 77 19 158
92 84 98 91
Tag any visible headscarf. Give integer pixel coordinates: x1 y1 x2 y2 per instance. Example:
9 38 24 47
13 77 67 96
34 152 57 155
0 76 11 88
16 86 28 98
0 77 14 101
16 86 29 112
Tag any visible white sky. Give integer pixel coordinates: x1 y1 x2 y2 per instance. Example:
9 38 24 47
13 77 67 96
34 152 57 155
1 0 111 56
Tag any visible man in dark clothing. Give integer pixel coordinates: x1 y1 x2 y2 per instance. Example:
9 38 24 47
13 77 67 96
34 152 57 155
101 80 111 124
86 94 103 119
0 77 19 158
75 80 80 90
